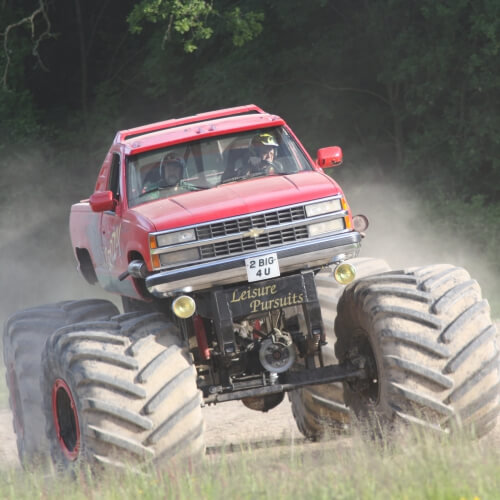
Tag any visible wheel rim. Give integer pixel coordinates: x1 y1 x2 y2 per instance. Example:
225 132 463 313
51 378 80 461
8 364 24 438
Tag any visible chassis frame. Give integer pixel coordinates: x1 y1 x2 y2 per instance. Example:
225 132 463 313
181 271 367 405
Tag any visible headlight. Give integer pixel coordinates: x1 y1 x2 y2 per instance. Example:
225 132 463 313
308 218 344 237
156 229 196 247
305 199 342 217
159 248 200 266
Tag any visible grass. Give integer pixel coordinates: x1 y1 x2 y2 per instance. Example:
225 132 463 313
0 426 499 499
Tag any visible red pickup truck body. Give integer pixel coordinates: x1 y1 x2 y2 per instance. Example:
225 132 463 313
69 105 360 300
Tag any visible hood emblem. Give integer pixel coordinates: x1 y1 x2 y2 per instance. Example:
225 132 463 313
243 227 265 238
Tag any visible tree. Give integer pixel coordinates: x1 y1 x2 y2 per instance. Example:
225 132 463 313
127 0 264 53
0 0 53 90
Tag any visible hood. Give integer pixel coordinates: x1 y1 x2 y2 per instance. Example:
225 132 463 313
131 171 343 231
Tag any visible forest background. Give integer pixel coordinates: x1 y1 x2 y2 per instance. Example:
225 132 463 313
0 0 499 316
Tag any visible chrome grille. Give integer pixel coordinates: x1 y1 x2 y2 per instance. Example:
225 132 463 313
200 226 309 259
196 205 306 240
151 200 348 270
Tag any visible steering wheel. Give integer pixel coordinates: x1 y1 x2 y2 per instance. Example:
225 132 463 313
262 161 283 175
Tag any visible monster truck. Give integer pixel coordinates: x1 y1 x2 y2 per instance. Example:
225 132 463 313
4 104 499 469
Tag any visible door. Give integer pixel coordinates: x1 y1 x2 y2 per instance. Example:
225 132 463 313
100 153 125 287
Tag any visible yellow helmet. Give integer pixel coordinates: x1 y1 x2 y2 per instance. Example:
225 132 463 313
251 133 279 148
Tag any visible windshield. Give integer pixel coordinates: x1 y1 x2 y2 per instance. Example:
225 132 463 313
126 126 313 207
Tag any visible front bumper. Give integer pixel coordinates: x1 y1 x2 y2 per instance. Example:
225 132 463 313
146 231 361 296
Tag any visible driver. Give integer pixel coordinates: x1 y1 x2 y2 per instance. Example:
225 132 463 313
142 153 184 193
238 133 280 177
160 153 184 187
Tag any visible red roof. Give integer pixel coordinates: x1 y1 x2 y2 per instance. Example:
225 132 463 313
116 105 285 155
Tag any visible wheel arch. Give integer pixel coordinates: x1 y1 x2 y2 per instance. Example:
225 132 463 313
75 247 98 285
127 250 152 300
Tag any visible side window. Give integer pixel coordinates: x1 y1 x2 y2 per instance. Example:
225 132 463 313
108 153 120 201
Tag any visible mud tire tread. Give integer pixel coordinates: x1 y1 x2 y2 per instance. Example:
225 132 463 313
334 264 500 437
41 312 205 469
2 299 119 465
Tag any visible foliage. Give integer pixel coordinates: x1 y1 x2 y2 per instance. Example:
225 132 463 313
0 89 41 149
0 4 44 150
1 0 498 201
389 0 500 202
128 0 215 52
0 1 54 91
127 0 264 53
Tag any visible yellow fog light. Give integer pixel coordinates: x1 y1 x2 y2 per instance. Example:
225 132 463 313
172 295 196 319
333 262 356 285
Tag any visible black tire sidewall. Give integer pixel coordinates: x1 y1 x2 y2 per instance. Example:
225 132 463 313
335 299 393 427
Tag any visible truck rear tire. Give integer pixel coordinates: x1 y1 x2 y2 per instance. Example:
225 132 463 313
289 258 391 439
3 299 119 465
334 264 500 437
41 312 205 469
121 296 165 314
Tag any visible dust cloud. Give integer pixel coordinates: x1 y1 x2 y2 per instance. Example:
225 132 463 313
0 150 113 325
338 172 499 314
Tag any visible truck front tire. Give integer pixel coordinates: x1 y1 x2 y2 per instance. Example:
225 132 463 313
3 299 119 465
334 264 500 437
41 312 205 469
289 258 391 439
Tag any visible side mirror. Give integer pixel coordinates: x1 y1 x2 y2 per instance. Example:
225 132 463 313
89 191 116 212
316 146 343 168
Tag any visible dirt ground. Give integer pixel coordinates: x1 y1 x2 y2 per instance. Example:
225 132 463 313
0 399 300 468
1 396 499 469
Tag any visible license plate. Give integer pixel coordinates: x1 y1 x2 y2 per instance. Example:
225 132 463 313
245 253 280 282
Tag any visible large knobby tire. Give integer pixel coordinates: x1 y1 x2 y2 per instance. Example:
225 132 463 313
41 312 205 470
2 299 119 465
121 296 166 314
334 264 500 437
289 258 391 439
